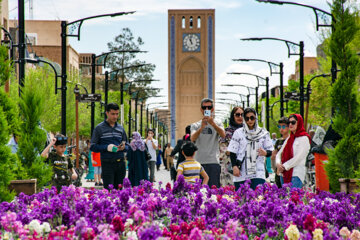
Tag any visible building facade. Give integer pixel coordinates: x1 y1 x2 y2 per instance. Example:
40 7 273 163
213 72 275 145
168 9 215 145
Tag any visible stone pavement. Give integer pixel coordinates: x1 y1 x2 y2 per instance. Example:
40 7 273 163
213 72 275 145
80 163 173 189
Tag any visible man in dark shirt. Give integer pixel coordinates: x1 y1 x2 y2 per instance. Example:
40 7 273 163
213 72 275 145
271 117 289 188
90 103 128 190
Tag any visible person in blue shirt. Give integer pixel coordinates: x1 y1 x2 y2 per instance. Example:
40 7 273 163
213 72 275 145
90 103 128 190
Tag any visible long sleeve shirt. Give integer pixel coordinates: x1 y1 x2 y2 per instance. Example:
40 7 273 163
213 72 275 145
275 136 310 182
90 121 128 160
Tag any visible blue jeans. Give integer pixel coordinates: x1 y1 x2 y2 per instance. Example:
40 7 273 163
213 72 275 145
280 176 303 188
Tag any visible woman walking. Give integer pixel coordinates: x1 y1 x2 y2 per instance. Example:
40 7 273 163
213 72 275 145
219 106 244 187
276 114 311 188
127 132 149 186
228 108 274 190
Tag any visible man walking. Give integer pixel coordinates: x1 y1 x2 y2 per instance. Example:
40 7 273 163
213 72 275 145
191 98 225 188
145 129 158 182
90 103 128 190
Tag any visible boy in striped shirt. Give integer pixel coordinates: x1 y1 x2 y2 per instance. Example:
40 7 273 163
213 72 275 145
177 142 209 185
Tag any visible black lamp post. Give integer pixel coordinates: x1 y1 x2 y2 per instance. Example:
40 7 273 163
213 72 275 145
233 58 284 117
216 92 247 109
242 37 304 117
254 0 336 113
60 11 134 135
222 81 270 130
1 27 15 62
18 0 25 95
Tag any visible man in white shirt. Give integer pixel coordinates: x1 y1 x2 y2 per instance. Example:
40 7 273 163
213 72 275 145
145 129 158 182
191 98 225 188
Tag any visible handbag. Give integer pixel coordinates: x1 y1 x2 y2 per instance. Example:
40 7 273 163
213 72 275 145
144 144 152 161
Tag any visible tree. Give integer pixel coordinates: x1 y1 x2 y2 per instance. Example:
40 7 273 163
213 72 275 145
325 0 360 192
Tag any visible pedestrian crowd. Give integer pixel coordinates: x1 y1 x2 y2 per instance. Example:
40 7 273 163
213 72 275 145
37 99 313 191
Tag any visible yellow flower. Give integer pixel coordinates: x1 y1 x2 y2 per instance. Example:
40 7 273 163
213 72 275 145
313 228 323 240
285 224 300 240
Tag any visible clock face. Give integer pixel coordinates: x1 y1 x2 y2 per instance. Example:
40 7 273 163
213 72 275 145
183 33 200 52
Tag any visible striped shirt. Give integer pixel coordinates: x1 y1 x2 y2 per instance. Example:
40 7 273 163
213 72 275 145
177 159 205 183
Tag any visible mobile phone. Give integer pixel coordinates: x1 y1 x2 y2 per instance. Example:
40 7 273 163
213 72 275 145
204 110 211 117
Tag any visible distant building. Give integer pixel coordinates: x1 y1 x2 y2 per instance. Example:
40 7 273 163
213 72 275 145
9 19 79 74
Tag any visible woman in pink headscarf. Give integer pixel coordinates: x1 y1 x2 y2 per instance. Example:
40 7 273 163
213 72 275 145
275 114 311 188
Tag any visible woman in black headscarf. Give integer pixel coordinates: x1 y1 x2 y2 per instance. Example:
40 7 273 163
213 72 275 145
219 106 244 187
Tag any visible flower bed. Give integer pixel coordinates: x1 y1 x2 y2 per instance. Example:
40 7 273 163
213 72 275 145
1 176 359 239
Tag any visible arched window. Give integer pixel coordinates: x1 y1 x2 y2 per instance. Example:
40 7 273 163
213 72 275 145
197 16 201 28
182 16 185 28
189 16 193 29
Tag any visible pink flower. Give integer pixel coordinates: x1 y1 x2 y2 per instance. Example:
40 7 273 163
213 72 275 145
189 227 204 240
350 229 360 240
339 227 351 238
134 210 145 223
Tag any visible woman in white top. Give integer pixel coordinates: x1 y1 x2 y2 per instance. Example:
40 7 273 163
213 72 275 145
227 108 274 190
276 114 311 188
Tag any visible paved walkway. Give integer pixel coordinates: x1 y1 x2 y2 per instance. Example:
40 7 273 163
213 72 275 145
81 163 173 189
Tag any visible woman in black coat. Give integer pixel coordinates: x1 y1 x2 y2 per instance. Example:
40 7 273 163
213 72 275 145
127 132 149 186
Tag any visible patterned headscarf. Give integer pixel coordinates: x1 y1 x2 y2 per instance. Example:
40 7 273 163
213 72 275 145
130 132 146 151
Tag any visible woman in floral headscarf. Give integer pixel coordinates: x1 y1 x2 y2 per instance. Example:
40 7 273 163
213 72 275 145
276 114 311 188
219 106 244 187
127 132 149 186
227 108 274 190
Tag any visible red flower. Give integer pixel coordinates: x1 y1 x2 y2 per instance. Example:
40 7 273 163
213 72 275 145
169 224 180 233
180 222 190 234
216 195 222 202
118 184 123 189
111 215 125 232
211 185 217 190
138 188 144 196
162 227 172 237
303 214 317 233
166 182 172 191
195 218 206 230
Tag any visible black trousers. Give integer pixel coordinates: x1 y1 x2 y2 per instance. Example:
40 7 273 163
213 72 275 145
101 159 126 190
202 163 221 188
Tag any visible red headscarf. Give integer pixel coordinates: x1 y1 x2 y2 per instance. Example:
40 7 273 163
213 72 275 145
281 114 311 183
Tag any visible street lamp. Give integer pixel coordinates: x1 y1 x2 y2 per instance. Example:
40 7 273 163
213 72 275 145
233 58 284 117
227 72 269 115
304 73 331 130
61 11 135 135
1 27 14 62
222 83 270 130
242 37 304 117
91 50 146 127
216 91 247 108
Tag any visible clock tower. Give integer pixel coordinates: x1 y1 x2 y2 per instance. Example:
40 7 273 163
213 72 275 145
168 9 215 145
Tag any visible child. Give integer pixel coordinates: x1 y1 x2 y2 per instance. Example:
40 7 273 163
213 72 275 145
41 134 78 192
176 141 209 185
92 151 103 186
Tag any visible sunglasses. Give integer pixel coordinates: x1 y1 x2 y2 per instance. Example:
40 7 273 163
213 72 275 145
245 116 256 122
56 136 68 141
201 105 213 110
278 125 287 129
289 120 297 125
234 113 244 118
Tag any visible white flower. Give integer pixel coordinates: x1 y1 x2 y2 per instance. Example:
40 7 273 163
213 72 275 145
285 224 300 240
209 194 217 202
200 188 208 195
2 232 13 240
200 204 205 209
128 197 135 203
126 231 138 239
41 222 51 233
28 219 42 234
125 218 134 227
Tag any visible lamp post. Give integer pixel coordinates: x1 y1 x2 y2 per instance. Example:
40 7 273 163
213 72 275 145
254 0 336 112
216 92 247 109
227 72 268 114
61 11 134 135
304 73 331 130
92 50 145 126
223 81 270 130
18 0 25 95
233 58 284 117
1 27 15 62
242 37 304 117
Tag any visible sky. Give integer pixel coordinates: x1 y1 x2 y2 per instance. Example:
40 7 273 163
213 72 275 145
8 0 334 119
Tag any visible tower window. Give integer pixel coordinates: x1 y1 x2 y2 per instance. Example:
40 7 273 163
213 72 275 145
189 16 193 29
197 16 201 28
182 16 185 28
